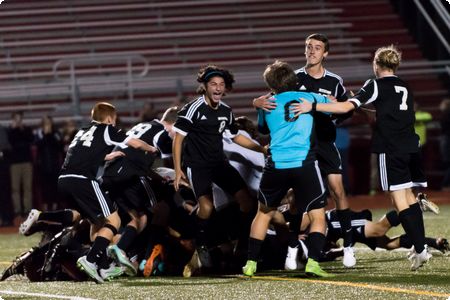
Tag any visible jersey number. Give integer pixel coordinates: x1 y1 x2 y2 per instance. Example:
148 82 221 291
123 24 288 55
127 123 152 138
218 121 226 133
284 100 300 122
69 126 97 148
394 86 408 111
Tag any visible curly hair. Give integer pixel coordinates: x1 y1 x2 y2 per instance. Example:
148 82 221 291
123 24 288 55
196 64 235 94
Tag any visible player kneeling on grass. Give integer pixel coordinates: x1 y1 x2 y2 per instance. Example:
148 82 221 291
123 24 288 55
242 60 334 278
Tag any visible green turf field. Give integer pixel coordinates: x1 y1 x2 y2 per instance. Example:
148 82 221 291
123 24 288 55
1 207 449 300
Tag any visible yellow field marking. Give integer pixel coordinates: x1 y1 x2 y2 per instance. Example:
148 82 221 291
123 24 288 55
245 276 450 298
0 261 11 265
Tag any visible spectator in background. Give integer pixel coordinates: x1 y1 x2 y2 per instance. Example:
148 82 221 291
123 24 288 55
0 124 12 226
414 103 432 150
7 111 34 222
35 116 64 211
139 101 159 122
61 120 77 154
440 98 450 191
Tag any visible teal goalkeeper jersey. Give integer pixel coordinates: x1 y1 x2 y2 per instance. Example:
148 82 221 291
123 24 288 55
258 91 331 169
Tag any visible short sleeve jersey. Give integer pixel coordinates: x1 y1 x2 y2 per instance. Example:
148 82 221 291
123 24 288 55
173 95 238 167
104 120 172 177
349 76 419 153
295 67 347 142
61 122 129 179
258 91 331 169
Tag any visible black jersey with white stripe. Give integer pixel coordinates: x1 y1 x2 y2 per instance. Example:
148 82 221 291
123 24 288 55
61 122 128 179
173 95 238 167
104 120 172 177
295 67 347 142
350 76 419 153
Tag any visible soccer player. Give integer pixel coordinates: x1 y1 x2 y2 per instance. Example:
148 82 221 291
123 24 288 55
253 33 356 268
101 106 179 277
172 64 266 274
242 60 333 278
59 102 157 283
299 208 449 260
292 45 431 271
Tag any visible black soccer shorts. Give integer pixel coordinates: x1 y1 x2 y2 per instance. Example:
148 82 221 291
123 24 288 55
377 152 427 191
186 161 246 199
258 161 327 212
316 141 343 176
58 175 117 224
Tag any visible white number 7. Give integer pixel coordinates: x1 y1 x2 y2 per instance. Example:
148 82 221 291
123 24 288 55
394 85 408 111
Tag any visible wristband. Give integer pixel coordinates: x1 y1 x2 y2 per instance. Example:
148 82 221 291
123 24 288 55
312 102 317 112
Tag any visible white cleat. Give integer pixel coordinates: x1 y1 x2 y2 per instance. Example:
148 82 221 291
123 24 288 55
343 247 356 268
417 193 440 215
19 209 41 235
410 245 431 271
284 246 299 270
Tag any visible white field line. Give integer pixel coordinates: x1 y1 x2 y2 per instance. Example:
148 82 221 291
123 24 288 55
0 290 96 300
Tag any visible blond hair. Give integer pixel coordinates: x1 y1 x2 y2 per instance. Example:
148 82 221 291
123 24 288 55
374 45 402 72
91 102 116 122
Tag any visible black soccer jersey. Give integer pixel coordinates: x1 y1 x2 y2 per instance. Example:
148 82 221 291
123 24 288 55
295 67 347 142
350 76 420 153
60 122 129 179
173 95 239 167
104 120 172 177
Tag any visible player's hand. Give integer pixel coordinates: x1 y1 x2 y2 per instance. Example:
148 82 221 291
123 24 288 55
174 169 188 191
253 93 277 111
146 145 158 154
290 98 312 118
327 95 337 102
104 151 125 161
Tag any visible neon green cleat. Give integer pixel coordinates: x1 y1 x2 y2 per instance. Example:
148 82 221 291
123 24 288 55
242 260 257 277
305 258 334 278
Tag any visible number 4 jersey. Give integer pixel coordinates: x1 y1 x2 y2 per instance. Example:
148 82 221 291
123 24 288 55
349 76 419 154
61 122 130 179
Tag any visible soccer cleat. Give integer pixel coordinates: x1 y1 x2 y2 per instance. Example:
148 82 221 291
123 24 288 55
139 260 146 272
107 245 137 276
436 238 450 253
143 244 164 277
343 247 356 268
410 245 431 271
19 209 41 235
76 256 104 283
417 193 440 215
242 260 257 277
284 246 299 270
305 258 334 278
99 263 124 281
196 245 213 268
183 250 201 278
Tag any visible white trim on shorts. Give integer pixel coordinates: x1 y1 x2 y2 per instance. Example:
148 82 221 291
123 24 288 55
379 153 389 191
91 180 111 217
186 167 196 199
305 161 326 212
